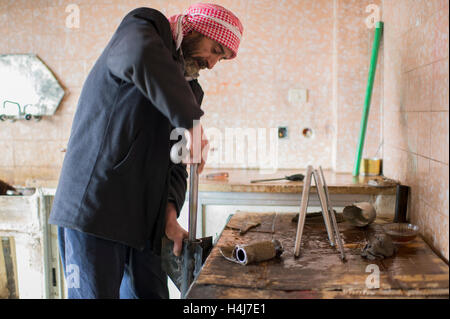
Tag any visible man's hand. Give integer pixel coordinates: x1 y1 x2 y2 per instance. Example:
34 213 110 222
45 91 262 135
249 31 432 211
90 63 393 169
187 124 209 174
165 202 188 257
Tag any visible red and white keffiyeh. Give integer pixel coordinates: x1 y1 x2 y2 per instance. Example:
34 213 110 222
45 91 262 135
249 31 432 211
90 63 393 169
169 3 244 59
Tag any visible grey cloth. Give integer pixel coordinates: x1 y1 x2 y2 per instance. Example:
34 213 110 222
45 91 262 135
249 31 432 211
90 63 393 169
361 234 396 260
49 7 204 254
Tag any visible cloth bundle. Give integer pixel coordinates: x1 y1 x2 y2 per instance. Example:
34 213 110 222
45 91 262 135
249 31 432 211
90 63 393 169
361 234 397 260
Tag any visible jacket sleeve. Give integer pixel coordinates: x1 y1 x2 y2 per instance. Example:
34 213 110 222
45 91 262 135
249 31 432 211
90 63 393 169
167 80 204 217
106 14 204 129
167 161 188 217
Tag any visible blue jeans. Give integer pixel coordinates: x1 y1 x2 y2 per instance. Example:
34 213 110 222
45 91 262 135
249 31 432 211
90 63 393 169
57 227 169 299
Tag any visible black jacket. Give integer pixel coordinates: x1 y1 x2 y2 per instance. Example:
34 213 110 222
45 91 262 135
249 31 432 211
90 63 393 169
49 7 204 254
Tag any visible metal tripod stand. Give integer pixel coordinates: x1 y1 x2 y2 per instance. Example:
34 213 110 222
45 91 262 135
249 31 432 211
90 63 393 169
294 165 346 261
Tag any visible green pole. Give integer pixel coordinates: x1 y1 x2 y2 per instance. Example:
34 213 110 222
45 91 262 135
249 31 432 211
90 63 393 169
353 21 384 177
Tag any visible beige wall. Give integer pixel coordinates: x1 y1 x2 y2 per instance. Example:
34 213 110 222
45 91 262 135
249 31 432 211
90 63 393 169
0 0 384 185
382 0 449 260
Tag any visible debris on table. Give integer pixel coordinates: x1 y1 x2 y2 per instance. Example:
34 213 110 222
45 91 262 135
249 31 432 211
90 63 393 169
367 177 398 187
361 233 397 260
226 221 261 235
343 202 376 227
225 213 276 235
220 239 284 265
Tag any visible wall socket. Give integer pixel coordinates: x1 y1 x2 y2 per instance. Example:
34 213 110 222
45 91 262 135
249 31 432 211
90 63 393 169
278 127 288 139
288 88 308 105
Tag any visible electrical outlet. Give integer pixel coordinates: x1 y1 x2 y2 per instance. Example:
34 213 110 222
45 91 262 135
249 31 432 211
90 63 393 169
278 127 288 139
288 88 308 104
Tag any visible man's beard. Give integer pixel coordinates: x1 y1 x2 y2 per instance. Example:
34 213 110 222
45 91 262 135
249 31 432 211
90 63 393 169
181 32 208 78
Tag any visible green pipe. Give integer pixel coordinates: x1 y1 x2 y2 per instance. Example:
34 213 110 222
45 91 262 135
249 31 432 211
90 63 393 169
353 21 384 177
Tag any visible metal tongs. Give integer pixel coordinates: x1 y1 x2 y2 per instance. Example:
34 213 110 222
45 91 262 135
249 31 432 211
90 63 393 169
294 165 346 261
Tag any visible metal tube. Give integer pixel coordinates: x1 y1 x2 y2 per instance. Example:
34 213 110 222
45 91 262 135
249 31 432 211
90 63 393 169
188 164 199 241
294 166 313 257
313 170 335 247
319 167 346 261
353 21 384 176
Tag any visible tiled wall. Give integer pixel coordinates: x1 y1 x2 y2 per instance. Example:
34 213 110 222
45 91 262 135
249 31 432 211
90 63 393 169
0 0 384 185
382 0 449 260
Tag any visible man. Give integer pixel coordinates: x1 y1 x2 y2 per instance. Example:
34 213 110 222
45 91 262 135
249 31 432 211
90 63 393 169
48 3 243 299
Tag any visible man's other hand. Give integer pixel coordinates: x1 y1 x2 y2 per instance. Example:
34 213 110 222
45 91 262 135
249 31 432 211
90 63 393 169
165 202 188 256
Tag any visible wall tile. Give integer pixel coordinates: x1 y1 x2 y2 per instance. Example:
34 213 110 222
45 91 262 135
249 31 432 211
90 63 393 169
7 31 34 54
14 166 61 187
406 111 419 154
432 58 449 111
405 64 433 112
429 159 449 216
0 34 9 53
0 140 14 166
0 120 15 140
431 210 449 259
32 5 66 36
8 5 33 34
0 167 14 184
433 3 449 61
12 116 61 141
430 111 449 164
417 155 430 204
13 140 66 167
416 112 431 158
58 60 86 88
57 88 81 116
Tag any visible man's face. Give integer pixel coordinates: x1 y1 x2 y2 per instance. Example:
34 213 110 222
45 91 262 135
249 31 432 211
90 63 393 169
181 31 233 78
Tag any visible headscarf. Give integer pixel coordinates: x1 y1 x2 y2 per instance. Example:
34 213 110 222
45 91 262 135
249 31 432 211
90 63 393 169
169 3 244 59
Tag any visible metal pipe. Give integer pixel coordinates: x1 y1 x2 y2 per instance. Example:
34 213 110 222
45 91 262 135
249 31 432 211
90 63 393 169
294 165 313 257
319 167 346 261
188 164 199 241
313 169 335 247
353 21 384 176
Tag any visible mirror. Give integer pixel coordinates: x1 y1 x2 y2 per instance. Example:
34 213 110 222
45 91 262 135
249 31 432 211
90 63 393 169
0 54 64 121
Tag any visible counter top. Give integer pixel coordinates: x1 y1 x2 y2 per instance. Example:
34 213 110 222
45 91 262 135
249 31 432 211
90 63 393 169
198 168 398 195
17 168 399 196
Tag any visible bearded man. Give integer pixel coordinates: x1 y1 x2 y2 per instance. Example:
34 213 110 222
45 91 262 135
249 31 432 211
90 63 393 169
49 3 243 299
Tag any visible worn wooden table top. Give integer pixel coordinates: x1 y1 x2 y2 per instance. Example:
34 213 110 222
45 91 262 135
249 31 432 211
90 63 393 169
187 212 449 299
197 168 398 195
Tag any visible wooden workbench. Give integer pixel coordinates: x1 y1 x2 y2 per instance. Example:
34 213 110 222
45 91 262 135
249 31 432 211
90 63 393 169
186 212 449 299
